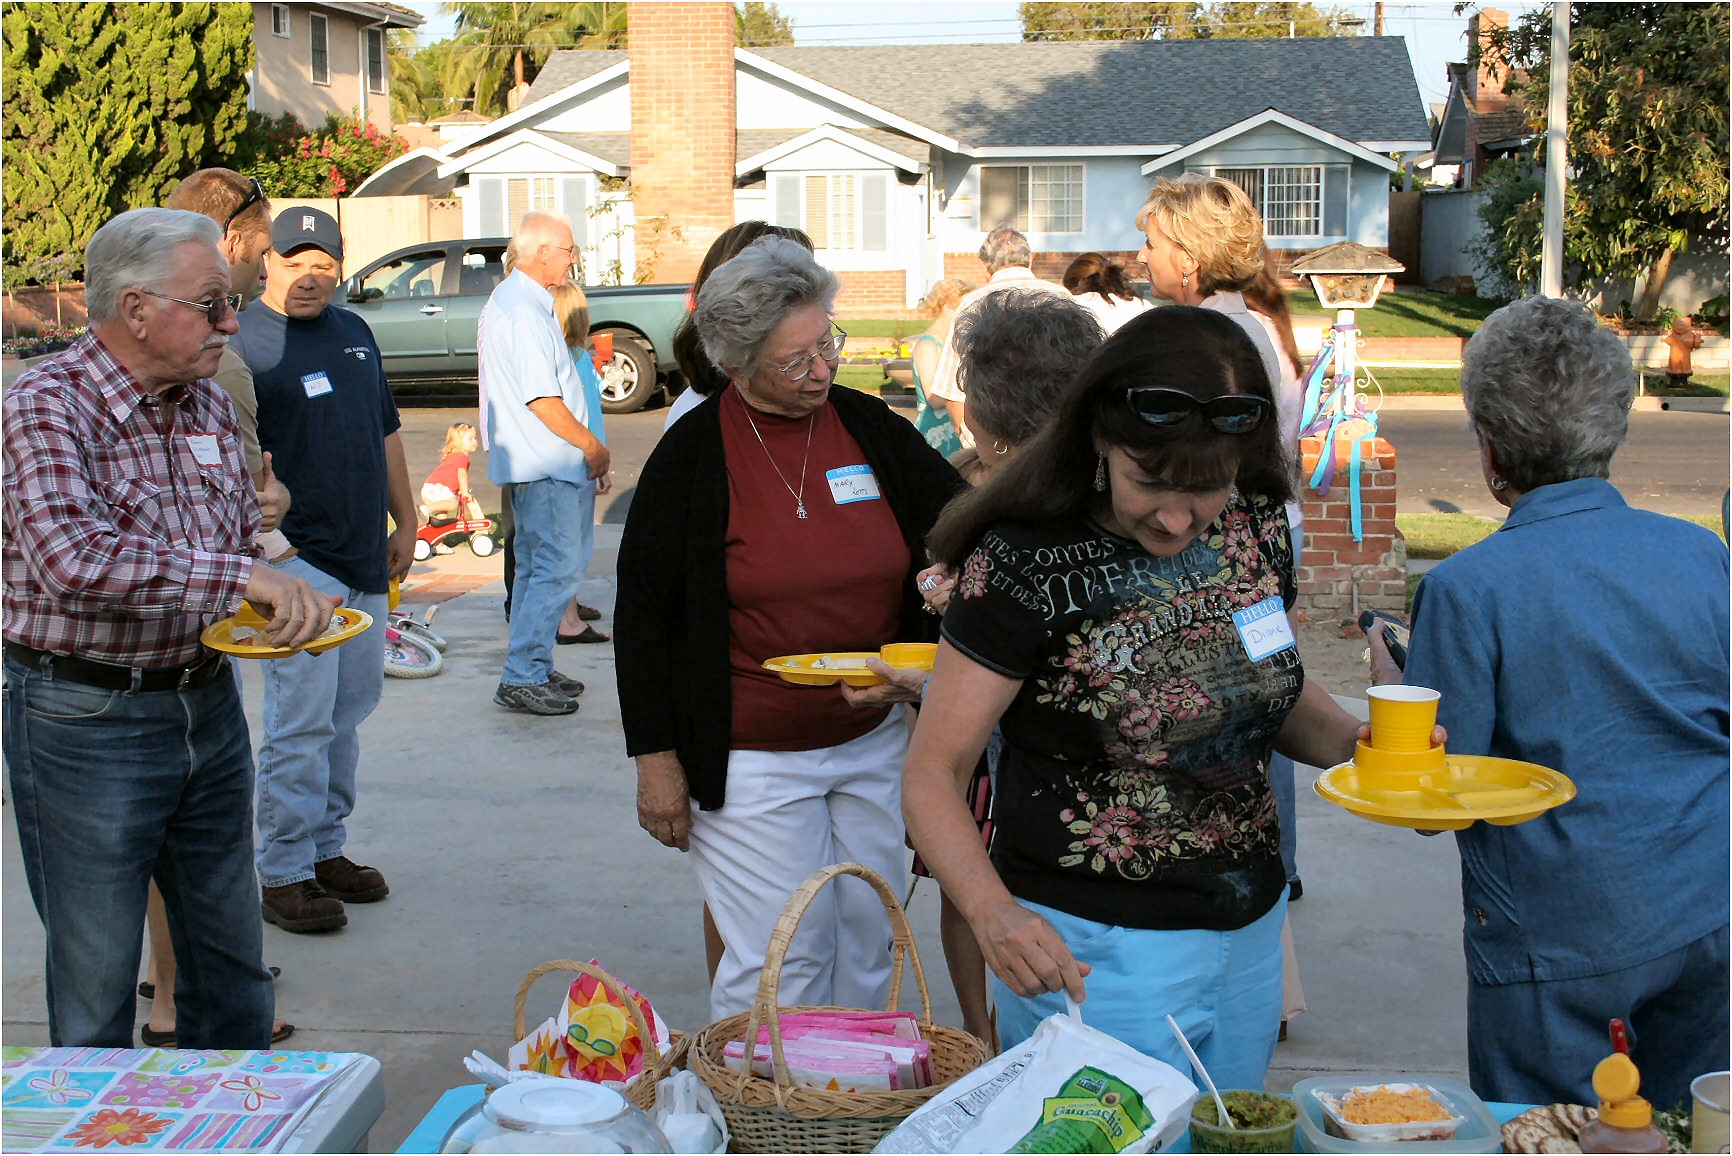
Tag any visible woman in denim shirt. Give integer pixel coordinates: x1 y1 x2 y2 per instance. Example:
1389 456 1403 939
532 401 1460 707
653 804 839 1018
1369 296 1730 1108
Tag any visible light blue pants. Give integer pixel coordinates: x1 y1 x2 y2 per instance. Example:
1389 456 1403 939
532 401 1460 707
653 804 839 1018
255 557 388 888
501 476 595 688
993 895 1287 1091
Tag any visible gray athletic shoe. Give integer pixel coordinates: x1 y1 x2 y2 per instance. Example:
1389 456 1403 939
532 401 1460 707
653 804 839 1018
550 670 586 697
494 680 578 715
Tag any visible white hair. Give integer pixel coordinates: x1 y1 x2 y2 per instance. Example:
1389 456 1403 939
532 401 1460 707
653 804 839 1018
514 209 573 251
85 208 223 324
694 236 839 376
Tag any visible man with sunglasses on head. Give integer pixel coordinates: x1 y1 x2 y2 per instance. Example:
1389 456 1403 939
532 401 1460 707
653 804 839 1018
3 208 339 1048
481 210 611 716
230 207 417 933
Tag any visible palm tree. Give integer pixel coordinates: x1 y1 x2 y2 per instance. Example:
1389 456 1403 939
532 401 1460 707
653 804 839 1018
389 30 460 123
444 2 625 117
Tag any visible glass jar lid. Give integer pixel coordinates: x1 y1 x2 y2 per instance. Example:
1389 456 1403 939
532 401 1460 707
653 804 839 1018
486 1081 632 1133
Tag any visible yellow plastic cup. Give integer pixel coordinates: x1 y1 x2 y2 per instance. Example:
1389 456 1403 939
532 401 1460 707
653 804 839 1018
1692 1071 1729 1153
879 642 938 671
1366 685 1442 753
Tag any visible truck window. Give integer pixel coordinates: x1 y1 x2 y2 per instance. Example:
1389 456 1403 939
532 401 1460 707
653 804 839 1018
362 250 446 300
456 246 507 296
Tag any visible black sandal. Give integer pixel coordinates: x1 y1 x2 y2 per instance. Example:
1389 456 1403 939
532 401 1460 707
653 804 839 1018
139 964 279 1001
140 1021 294 1049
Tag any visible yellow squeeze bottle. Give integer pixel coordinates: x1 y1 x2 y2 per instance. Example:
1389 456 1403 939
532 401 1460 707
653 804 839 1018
1578 1052 1669 1154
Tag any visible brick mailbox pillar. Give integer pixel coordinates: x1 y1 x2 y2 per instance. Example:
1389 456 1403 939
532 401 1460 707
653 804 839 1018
1296 434 1407 617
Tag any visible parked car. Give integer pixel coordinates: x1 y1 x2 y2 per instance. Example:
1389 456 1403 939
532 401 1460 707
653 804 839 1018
342 238 689 413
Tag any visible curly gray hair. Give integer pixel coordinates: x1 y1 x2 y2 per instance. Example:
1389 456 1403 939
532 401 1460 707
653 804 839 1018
1461 296 1634 492
694 235 839 377
85 209 223 325
954 289 1104 448
978 226 1032 273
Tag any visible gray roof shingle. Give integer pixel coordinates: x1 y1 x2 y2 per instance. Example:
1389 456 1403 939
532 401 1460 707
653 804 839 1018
522 38 1430 154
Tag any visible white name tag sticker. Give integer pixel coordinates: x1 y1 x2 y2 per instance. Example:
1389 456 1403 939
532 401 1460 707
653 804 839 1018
301 371 334 398
185 434 222 465
826 464 882 505
1232 595 1297 662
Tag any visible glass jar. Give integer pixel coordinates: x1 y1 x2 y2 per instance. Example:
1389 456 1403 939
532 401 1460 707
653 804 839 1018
439 1080 672 1154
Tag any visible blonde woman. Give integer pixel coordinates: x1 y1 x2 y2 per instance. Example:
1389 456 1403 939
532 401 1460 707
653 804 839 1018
910 278 974 457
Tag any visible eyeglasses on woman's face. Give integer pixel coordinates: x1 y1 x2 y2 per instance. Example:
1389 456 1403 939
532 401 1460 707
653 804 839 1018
772 328 847 382
141 290 246 328
1126 387 1270 435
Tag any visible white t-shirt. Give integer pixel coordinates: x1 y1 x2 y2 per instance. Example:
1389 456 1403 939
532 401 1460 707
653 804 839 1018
927 267 1073 448
1072 291 1152 335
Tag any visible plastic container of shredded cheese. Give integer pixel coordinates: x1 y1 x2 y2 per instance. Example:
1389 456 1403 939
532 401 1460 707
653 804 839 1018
1291 1075 1499 1153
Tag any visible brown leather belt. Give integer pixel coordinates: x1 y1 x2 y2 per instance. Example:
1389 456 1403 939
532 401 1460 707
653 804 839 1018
3 642 229 692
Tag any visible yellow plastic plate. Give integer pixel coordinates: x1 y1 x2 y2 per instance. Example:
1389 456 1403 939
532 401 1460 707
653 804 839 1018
1314 754 1576 830
202 605 373 660
763 653 886 687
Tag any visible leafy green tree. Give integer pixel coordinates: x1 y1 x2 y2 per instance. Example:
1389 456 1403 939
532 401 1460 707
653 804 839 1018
389 30 462 123
231 114 408 198
1479 3 1730 318
736 2 794 46
1020 0 1355 40
1 2 253 274
445 2 626 117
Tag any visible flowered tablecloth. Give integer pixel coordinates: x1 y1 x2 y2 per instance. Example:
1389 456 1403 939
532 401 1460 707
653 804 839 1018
0 1046 363 1152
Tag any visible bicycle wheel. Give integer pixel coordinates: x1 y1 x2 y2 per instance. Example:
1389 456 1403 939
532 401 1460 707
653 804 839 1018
383 630 443 679
397 618 449 653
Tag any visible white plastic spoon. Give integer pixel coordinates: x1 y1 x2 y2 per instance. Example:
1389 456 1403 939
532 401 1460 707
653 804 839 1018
1167 1014 1234 1131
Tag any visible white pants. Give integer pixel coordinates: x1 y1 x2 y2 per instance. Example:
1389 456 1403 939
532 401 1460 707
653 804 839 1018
689 710 909 1022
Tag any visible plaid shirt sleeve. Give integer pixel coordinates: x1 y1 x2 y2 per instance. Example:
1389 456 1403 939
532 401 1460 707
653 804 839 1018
3 379 254 623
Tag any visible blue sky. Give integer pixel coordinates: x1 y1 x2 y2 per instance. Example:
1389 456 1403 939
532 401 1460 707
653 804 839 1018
402 1 1548 110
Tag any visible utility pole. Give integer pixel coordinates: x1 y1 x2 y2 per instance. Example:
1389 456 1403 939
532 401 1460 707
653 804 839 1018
1541 1 1569 297
1374 2 1385 36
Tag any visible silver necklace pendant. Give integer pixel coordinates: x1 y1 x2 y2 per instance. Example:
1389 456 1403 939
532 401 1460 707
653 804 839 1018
796 503 808 520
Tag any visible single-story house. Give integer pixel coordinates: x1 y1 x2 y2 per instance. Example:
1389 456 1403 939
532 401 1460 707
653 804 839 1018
366 28 1429 307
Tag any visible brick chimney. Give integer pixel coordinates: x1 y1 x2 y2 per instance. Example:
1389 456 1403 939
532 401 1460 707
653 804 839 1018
1467 7 1509 111
628 3 736 284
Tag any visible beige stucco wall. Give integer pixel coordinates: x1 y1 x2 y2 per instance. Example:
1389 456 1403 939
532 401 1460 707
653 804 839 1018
251 2 394 133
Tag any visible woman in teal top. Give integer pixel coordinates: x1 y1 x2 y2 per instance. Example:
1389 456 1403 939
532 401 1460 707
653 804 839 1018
911 278 972 458
553 281 609 643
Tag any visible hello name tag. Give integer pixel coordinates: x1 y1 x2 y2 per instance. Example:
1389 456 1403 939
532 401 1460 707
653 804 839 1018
827 464 882 505
185 434 222 465
1232 595 1297 662
301 371 334 398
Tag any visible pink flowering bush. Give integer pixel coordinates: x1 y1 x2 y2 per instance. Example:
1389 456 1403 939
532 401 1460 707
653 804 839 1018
232 113 406 198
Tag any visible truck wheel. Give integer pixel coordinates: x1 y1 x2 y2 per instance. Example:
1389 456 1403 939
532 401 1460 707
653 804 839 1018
597 331 656 415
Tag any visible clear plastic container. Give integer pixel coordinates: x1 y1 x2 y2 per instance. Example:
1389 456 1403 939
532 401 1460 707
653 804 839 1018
1291 1075 1501 1154
439 1080 671 1154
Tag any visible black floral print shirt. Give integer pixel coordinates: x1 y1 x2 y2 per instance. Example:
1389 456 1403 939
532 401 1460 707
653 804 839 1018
942 494 1301 930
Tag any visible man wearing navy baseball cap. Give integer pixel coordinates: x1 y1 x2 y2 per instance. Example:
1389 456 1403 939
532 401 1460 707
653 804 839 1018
231 206 417 933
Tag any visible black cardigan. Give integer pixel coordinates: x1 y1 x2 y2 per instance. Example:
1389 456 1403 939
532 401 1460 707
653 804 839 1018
615 386 966 810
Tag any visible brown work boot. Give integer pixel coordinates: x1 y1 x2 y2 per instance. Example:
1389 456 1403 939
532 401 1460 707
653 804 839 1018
261 880 347 933
315 855 389 903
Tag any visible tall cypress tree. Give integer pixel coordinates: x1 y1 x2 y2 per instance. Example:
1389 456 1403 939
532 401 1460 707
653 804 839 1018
2 2 254 274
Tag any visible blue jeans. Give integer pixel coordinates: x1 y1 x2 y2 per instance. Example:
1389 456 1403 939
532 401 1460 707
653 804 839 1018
256 557 388 888
2 654 274 1048
994 896 1287 1091
502 476 594 687
1468 923 1730 1108
1270 754 1298 880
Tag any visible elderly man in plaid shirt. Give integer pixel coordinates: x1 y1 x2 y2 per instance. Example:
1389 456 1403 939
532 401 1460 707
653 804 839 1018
2 207 337 1049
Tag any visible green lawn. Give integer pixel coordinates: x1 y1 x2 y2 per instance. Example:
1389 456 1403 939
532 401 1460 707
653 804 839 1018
1396 513 1502 559
835 364 888 392
1289 287 1499 338
1364 368 1463 394
1640 372 1730 396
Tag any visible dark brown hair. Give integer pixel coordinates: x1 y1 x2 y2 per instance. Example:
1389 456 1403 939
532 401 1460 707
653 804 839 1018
927 306 1291 566
1241 247 1301 371
672 221 814 397
1062 252 1138 303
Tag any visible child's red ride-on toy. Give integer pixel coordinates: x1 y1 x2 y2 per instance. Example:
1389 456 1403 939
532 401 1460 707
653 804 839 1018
414 512 497 560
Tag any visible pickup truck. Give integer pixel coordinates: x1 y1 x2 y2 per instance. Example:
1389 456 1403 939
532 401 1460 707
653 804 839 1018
342 237 689 413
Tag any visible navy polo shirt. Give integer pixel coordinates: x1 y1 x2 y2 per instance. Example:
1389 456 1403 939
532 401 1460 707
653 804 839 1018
234 302 400 593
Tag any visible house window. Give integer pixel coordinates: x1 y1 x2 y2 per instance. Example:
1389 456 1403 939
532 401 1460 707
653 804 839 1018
978 164 1084 233
270 4 290 37
309 13 329 86
474 176 590 247
770 172 888 252
1213 164 1348 239
365 27 386 95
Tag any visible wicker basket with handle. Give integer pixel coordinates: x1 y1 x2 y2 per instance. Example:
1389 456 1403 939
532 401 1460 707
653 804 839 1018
689 862 992 1153
511 959 690 1114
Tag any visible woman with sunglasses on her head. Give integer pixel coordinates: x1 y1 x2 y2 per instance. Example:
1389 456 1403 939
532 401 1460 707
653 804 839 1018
617 236 963 1021
904 307 1366 1089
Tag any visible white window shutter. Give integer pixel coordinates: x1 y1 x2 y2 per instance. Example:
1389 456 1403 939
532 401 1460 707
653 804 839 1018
772 174 801 229
863 174 888 251
477 178 504 237
562 178 588 247
1324 165 1348 236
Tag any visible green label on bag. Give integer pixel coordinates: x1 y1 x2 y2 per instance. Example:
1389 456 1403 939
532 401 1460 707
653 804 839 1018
1009 1067 1154 1154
